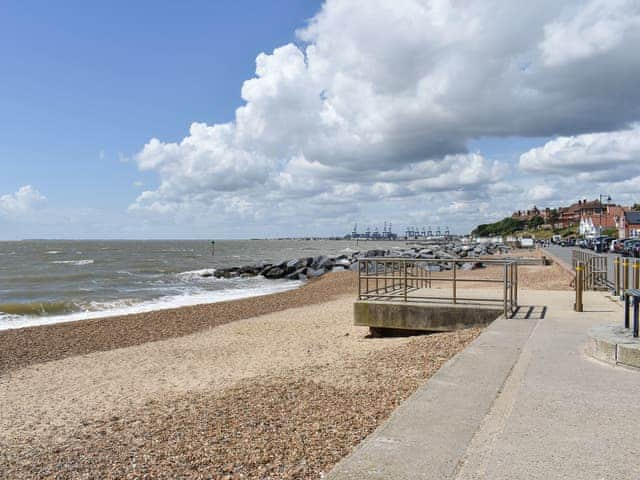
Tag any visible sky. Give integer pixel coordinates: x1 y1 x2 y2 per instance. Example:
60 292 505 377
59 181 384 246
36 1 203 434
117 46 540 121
1 0 639 239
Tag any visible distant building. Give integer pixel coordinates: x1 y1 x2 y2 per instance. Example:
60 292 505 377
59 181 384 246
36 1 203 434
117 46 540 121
619 211 640 238
579 205 624 237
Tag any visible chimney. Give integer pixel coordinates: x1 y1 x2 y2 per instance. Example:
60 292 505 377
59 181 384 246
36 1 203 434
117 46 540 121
578 200 582 205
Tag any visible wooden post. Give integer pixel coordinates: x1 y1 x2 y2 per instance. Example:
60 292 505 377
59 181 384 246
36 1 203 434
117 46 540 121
615 257 620 297
624 259 629 294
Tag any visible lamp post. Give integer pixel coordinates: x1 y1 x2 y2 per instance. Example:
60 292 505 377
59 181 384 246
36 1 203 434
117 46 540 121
599 194 612 239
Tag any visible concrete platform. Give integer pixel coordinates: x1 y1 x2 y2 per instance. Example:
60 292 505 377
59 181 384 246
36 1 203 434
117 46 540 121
587 324 640 368
354 300 502 332
329 289 640 480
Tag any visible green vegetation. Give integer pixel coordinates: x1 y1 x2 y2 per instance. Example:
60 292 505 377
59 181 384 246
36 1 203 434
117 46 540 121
472 217 526 237
472 217 579 238
602 227 618 238
632 204 640 212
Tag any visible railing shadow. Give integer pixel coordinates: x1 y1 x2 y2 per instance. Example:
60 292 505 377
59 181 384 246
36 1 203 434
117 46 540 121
510 305 547 320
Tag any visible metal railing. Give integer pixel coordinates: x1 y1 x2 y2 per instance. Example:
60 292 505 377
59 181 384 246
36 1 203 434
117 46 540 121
357 258 518 318
613 257 640 297
571 250 609 290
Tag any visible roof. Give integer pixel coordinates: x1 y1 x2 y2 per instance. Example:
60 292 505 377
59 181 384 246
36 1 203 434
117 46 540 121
624 211 640 225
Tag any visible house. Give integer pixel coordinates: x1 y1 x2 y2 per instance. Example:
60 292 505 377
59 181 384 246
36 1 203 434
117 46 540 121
558 199 607 228
619 211 640 238
579 205 625 237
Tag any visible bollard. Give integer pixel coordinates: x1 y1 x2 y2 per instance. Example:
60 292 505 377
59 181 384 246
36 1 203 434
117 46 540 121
614 257 620 296
623 259 629 296
575 262 584 312
634 260 640 290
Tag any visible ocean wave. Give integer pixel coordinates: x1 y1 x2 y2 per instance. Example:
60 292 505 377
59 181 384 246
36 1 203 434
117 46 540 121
176 268 216 280
51 259 94 266
0 279 302 331
45 250 62 255
0 301 80 316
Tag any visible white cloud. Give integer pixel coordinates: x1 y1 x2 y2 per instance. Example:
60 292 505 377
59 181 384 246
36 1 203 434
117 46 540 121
540 0 640 67
528 184 555 201
519 125 640 180
0 185 46 217
130 0 640 233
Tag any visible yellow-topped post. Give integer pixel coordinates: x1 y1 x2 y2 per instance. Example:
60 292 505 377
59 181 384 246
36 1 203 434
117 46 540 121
575 262 584 312
614 257 621 296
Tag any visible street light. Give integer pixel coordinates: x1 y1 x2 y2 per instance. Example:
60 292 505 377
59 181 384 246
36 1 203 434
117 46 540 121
599 194 612 239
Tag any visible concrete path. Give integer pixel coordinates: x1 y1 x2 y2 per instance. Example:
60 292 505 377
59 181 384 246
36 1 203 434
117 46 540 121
328 288 640 479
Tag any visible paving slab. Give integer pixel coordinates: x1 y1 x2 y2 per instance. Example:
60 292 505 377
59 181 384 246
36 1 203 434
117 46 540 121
330 289 640 480
457 290 640 480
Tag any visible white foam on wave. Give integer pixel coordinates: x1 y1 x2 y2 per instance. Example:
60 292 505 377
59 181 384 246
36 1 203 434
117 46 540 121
45 250 62 255
51 259 94 266
0 279 302 331
176 268 216 280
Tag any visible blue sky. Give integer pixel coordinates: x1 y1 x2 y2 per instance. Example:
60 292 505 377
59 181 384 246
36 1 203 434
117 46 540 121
1 0 639 239
0 0 320 218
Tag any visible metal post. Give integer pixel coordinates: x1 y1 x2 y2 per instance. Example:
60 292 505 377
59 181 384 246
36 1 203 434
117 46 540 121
575 262 584 312
510 263 514 314
365 260 369 297
634 297 639 338
403 260 408 302
615 257 620 296
624 259 629 295
503 263 508 318
514 262 518 308
375 261 379 295
357 260 362 299
452 260 457 304
624 293 629 328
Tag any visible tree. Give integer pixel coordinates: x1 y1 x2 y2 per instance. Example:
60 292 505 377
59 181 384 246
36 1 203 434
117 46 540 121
632 204 640 212
528 215 545 229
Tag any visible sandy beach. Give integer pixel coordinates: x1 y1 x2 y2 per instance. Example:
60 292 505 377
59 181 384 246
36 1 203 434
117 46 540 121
0 252 570 479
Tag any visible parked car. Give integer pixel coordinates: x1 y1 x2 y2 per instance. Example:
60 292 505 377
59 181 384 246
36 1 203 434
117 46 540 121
622 239 640 257
592 236 613 253
614 238 630 254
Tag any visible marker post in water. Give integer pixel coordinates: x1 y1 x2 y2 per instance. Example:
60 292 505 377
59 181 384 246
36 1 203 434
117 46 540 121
211 240 215 256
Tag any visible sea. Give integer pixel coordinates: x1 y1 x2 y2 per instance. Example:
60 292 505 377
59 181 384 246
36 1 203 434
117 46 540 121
0 239 407 330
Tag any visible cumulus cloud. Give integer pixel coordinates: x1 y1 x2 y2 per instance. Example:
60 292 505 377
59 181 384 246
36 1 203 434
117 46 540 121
131 0 640 233
519 125 640 180
540 0 640 67
0 186 46 217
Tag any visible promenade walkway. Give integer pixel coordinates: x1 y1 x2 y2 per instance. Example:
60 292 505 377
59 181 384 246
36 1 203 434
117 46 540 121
328 287 640 479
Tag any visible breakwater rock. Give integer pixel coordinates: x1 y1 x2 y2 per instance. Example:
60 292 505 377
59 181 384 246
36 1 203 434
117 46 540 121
210 241 508 281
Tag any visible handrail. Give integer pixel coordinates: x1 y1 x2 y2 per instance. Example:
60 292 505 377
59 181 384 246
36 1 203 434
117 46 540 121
357 257 518 318
571 250 609 291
